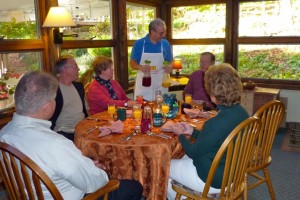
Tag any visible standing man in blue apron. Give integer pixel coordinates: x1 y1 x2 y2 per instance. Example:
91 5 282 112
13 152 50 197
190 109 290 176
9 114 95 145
130 18 173 101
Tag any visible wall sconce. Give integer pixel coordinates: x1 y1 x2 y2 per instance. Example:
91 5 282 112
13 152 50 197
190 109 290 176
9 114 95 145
42 7 77 56
173 58 183 78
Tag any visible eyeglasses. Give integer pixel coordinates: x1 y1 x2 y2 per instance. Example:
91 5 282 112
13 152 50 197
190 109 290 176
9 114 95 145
66 64 79 69
153 29 166 37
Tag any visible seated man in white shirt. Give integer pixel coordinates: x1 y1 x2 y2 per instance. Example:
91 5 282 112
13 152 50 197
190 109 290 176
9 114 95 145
0 71 143 200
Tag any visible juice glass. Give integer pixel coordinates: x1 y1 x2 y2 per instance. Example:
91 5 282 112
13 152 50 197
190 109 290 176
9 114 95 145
185 94 192 104
107 103 116 121
136 95 144 104
161 103 170 115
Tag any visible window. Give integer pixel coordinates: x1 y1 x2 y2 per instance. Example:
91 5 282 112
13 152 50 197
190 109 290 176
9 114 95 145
0 0 37 39
0 52 41 110
238 1 300 81
239 1 300 37
126 3 155 40
58 0 112 40
171 4 225 75
171 4 226 39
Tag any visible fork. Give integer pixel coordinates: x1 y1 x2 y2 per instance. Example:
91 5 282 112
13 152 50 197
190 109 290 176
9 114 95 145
146 131 170 139
86 126 99 134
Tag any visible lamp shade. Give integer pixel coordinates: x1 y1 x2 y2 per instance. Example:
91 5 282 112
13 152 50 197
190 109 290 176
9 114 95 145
173 58 182 70
43 7 76 27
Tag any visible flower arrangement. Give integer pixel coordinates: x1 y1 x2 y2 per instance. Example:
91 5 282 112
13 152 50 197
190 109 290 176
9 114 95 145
0 72 19 100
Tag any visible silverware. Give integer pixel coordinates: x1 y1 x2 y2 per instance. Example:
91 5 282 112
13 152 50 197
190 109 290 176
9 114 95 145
86 126 99 134
120 129 139 141
86 117 108 122
146 131 170 139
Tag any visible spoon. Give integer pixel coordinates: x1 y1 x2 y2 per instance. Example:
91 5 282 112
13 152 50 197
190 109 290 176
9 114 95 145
120 126 140 141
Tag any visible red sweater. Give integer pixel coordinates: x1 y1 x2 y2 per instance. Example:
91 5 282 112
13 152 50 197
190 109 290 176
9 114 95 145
87 79 130 115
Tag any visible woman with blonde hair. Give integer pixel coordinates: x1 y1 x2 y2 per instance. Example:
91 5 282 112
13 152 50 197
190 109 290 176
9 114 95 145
87 56 136 114
167 63 249 199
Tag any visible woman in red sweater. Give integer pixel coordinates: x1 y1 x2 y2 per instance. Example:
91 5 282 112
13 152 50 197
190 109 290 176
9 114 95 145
87 56 136 114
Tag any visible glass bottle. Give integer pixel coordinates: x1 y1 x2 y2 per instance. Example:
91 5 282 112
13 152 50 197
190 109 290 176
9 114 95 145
141 106 152 133
152 91 163 127
142 60 151 87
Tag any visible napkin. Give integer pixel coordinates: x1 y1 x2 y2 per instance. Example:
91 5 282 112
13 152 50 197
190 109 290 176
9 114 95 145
160 121 175 132
98 120 123 137
183 108 200 118
183 108 210 118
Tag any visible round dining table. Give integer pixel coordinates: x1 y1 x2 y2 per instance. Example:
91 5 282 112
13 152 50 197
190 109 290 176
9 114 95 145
74 111 206 200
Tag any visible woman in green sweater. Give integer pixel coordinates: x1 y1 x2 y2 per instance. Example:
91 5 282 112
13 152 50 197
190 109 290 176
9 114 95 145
167 63 249 199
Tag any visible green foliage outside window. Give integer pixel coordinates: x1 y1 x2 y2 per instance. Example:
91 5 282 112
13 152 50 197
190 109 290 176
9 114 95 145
0 18 36 39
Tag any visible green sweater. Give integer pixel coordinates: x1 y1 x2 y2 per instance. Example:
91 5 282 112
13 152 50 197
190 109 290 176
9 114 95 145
179 104 249 188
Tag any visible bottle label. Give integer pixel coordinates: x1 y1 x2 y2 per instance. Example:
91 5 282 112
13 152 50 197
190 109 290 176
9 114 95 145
153 113 162 127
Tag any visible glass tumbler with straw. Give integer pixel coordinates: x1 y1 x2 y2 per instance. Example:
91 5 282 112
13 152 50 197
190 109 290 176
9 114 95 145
107 103 116 122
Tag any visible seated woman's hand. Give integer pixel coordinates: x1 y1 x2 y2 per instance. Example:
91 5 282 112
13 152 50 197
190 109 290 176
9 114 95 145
172 122 193 136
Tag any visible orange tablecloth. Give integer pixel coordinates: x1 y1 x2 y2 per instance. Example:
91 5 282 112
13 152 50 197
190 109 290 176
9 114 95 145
74 112 205 200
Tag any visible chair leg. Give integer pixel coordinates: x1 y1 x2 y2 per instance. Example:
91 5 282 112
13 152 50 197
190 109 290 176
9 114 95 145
244 173 248 200
263 168 276 200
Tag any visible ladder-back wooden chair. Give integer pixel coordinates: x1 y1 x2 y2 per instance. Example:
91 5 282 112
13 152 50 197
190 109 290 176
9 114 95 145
247 100 285 200
0 142 119 200
172 117 262 200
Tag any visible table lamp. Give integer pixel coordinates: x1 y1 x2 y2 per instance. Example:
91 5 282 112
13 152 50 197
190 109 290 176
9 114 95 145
173 58 183 78
42 7 77 57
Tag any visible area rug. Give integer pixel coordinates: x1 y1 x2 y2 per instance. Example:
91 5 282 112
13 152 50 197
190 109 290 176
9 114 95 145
281 128 300 153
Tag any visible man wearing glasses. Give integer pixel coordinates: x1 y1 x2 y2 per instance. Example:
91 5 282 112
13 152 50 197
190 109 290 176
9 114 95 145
130 18 173 101
50 55 88 141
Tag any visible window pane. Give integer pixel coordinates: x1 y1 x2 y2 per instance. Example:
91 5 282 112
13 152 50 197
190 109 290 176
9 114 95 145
238 45 300 80
126 3 155 40
239 1 300 36
61 47 113 85
0 0 37 39
0 52 42 110
172 4 226 39
173 45 224 75
59 0 112 40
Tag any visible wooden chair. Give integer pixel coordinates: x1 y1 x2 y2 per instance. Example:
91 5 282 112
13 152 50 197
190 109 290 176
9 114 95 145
0 142 119 200
247 100 285 200
172 117 262 200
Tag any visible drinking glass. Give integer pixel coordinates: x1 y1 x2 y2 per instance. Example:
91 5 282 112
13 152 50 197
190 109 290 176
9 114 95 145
185 94 192 104
107 103 116 121
161 103 170 115
133 108 142 125
136 95 144 104
161 103 170 123
155 90 163 103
